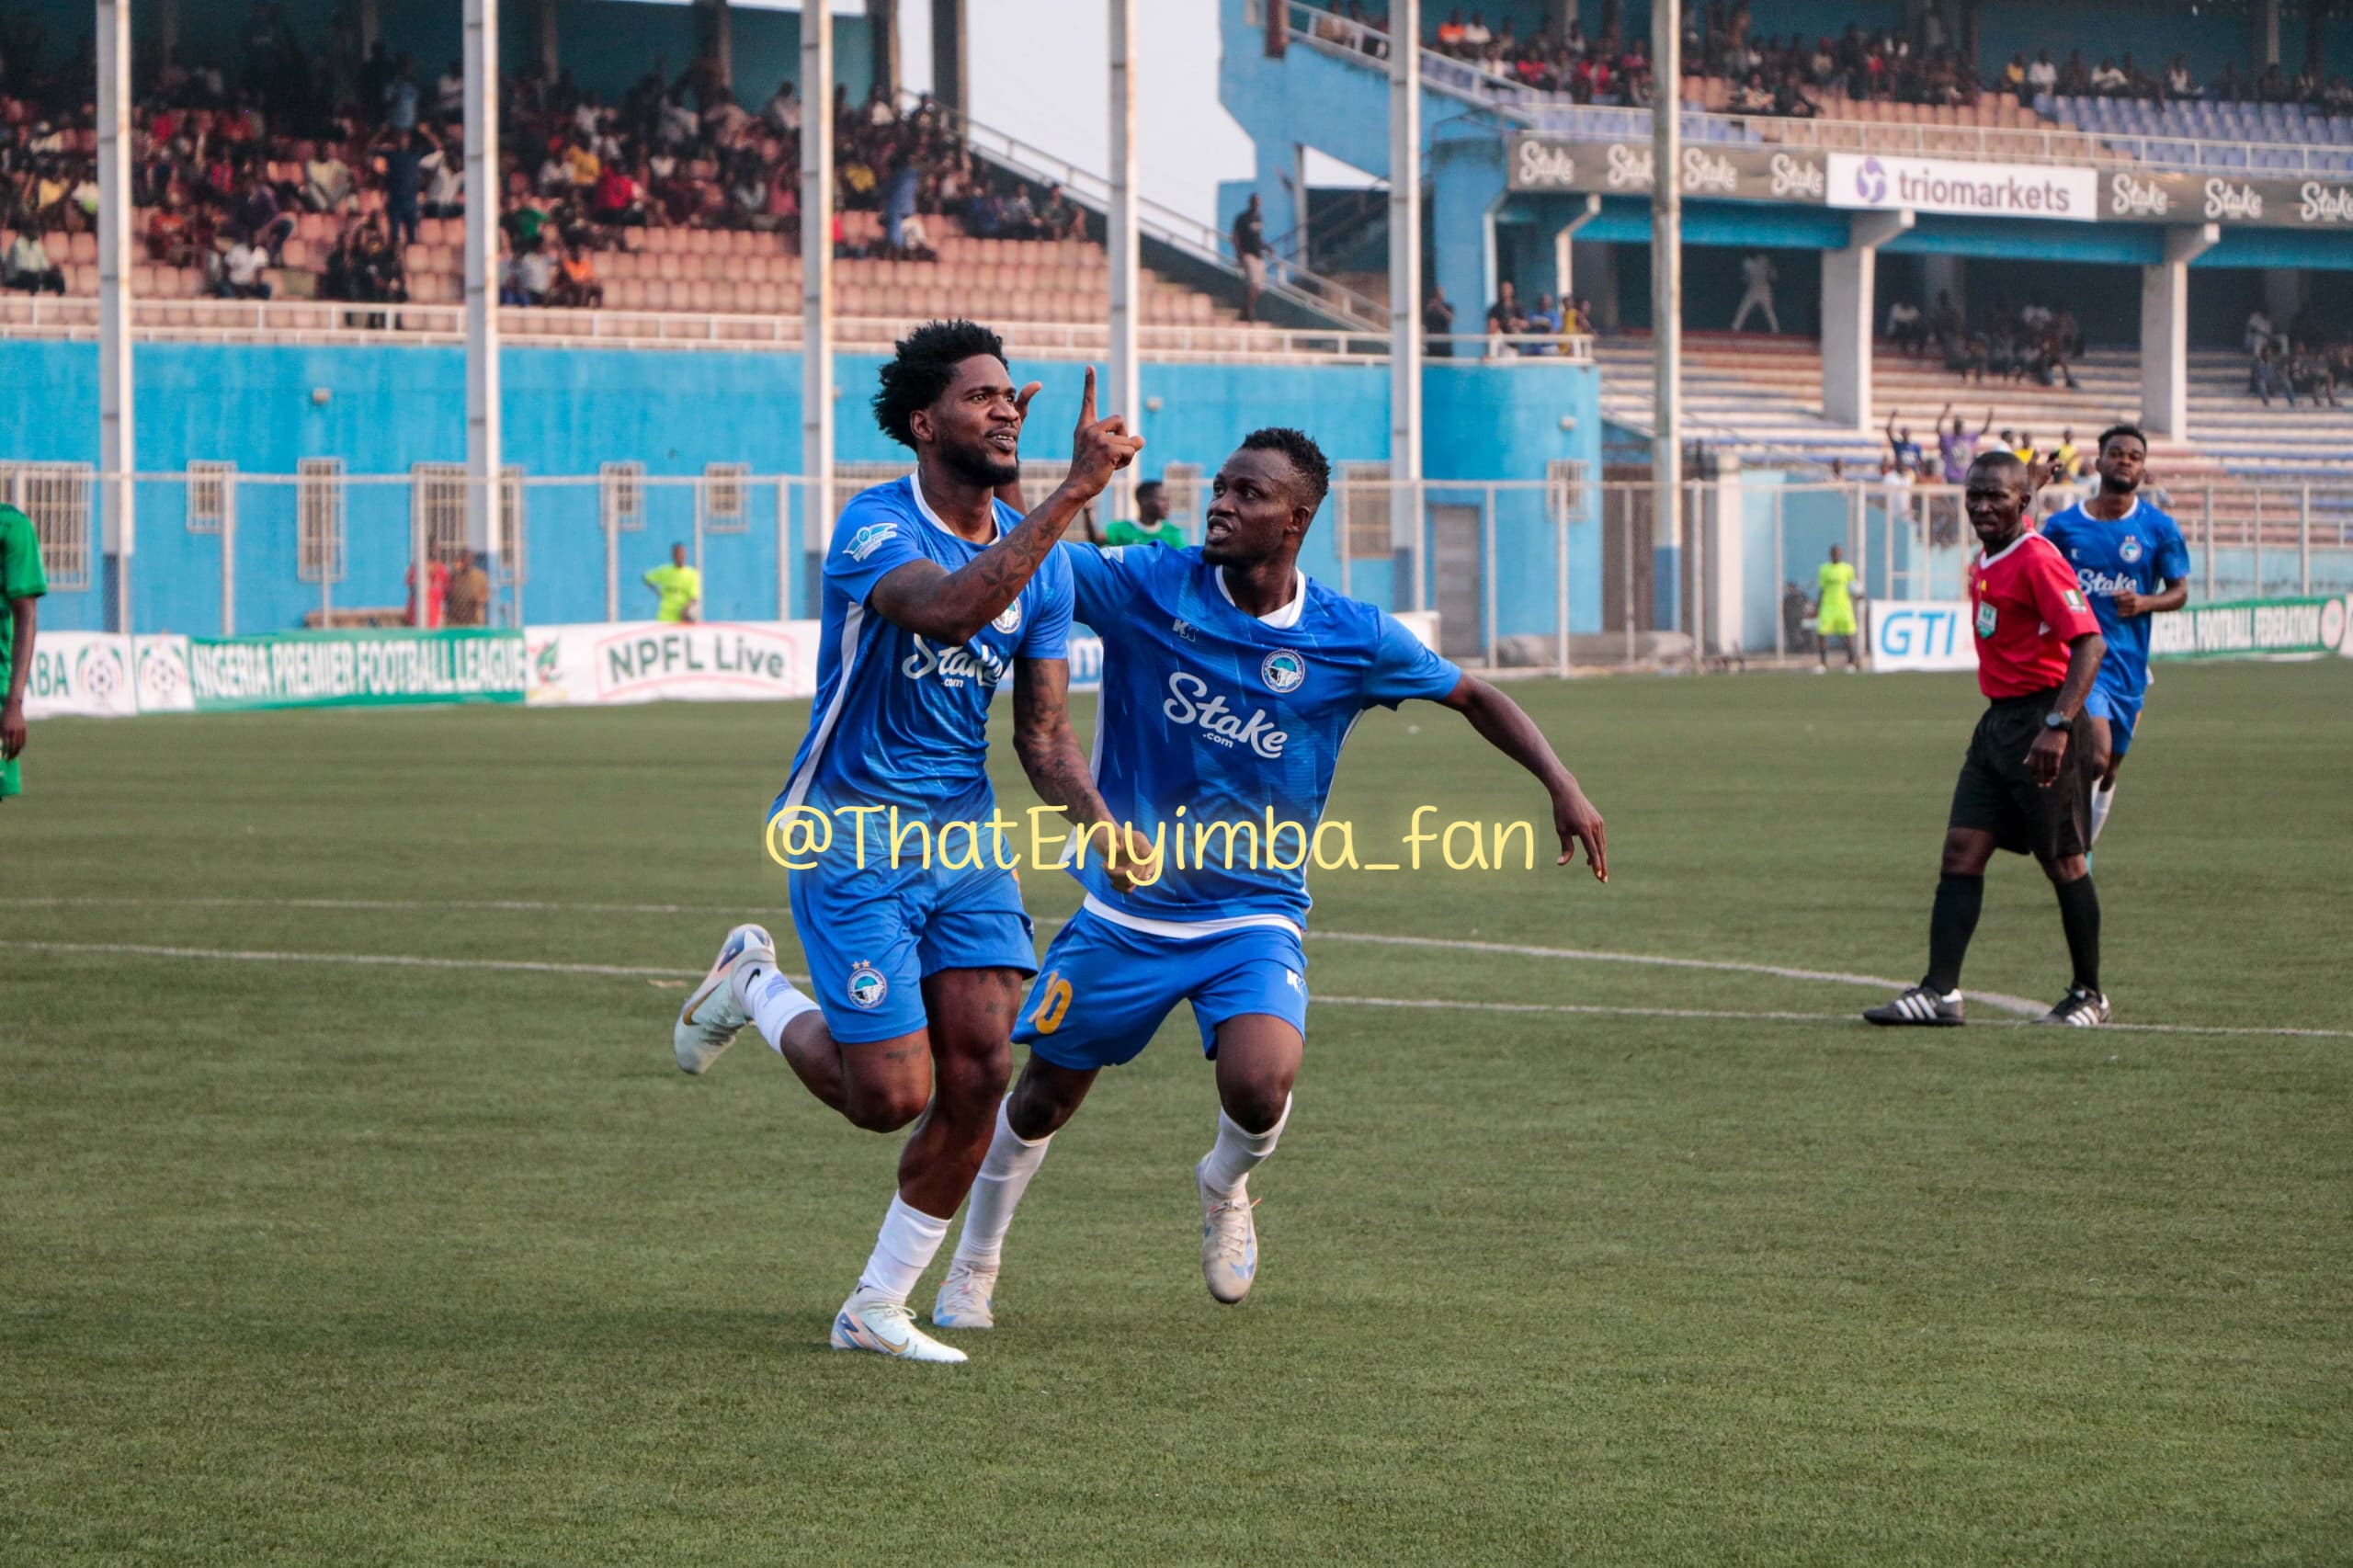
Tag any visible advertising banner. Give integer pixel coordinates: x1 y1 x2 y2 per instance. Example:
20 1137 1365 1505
2102 169 2353 229
23 631 140 719
1828 153 2097 222
525 620 821 706
2149 595 2349 661
1508 134 1828 202
185 628 529 710
1869 600 1978 673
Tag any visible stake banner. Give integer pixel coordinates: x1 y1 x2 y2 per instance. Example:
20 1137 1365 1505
185 628 529 710
525 620 822 706
2149 595 2349 661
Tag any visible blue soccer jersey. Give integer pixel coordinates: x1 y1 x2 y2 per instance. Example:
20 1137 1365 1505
2040 496 2190 702
778 472 1073 829
1060 542 1463 934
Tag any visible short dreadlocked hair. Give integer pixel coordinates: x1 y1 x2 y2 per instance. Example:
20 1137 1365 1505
1238 426 1332 516
871 320 1008 449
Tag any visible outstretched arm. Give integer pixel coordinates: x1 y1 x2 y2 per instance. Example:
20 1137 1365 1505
1012 657 1154 892
870 368 1141 645
1437 675 1608 881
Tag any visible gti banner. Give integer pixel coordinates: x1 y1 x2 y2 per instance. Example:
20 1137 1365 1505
2149 595 2350 662
1868 600 1978 673
184 628 529 710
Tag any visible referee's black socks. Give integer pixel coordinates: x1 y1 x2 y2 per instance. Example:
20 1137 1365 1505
1924 874 1984 994
2053 873 2101 994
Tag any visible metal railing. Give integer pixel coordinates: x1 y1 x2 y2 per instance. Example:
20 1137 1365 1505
0 294 1413 363
36 469 2348 669
1279 0 2353 177
915 90 1392 336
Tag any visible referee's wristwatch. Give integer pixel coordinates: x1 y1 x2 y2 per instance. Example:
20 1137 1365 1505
2042 710 2072 732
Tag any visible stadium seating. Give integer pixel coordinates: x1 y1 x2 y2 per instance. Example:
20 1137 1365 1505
0 207 1245 331
1590 330 2353 535
2041 94 2353 173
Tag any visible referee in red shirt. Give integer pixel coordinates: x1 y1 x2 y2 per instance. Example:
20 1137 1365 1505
1868 450 2111 1028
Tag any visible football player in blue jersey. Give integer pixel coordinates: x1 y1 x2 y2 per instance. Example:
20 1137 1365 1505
2037 425 2189 846
669 322 1144 1363
928 427 1610 1327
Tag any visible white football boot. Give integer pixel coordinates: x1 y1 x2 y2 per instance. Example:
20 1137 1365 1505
930 1258 998 1331
831 1289 968 1363
1197 1158 1261 1305
672 923 776 1074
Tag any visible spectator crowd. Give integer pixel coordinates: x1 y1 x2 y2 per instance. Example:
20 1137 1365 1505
0 1 1089 310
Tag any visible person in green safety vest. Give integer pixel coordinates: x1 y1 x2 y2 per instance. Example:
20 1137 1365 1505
644 541 702 623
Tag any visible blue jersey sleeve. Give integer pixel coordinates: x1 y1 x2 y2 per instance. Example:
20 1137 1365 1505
826 493 928 608
2153 516 2190 584
1018 544 1074 661
1058 540 1148 630
1364 612 1464 710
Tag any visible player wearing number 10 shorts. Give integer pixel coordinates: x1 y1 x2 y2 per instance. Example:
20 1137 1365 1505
926 427 1613 1330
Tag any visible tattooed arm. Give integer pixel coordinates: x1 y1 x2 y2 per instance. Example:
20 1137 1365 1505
870 368 1142 645
1013 656 1154 893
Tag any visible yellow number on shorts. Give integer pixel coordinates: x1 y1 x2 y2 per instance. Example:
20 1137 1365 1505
1029 972 1074 1035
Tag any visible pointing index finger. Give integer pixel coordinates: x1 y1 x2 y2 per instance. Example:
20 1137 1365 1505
1080 365 1097 426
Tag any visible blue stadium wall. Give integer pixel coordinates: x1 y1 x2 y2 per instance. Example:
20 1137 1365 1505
0 342 1599 642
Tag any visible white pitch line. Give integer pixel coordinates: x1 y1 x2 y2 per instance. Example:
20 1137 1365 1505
6 939 2347 1040
14 892 2048 1016
1301 928 2054 1017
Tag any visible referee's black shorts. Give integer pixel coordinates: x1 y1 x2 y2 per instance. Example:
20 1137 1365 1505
1948 690 2094 861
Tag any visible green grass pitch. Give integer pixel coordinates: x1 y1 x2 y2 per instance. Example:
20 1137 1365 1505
4 662 2348 1564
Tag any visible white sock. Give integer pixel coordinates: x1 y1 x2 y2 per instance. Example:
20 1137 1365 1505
1199 1095 1291 1199
854 1195 951 1305
2089 779 2116 846
735 960 819 1053
951 1099 1053 1268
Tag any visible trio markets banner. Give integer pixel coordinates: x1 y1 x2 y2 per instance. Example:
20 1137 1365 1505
1870 594 2352 672
1506 132 2353 229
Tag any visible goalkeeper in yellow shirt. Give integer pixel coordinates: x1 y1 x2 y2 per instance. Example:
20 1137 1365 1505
643 542 701 623
1816 544 1859 671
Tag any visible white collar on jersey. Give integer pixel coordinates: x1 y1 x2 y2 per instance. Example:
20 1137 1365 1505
1214 563 1307 629
2080 494 2143 526
907 466 1003 546
1978 528 2040 568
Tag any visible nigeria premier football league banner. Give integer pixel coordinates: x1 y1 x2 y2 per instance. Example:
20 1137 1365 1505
184 628 529 710
2149 595 2350 662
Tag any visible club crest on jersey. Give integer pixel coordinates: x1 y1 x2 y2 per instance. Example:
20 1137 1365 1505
1975 600 1998 638
845 522 899 562
1260 649 1307 694
846 962 889 1009
992 600 1023 634
2119 535 2143 564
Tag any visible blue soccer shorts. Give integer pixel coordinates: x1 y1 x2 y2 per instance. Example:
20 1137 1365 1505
1012 908 1309 1072
788 859 1039 1045
2085 676 2146 758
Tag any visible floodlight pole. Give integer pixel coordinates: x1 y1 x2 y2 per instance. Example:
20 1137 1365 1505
465 0 504 618
1108 0 1141 524
97 0 134 633
1650 0 1683 657
1389 0 1423 610
802 1 835 554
